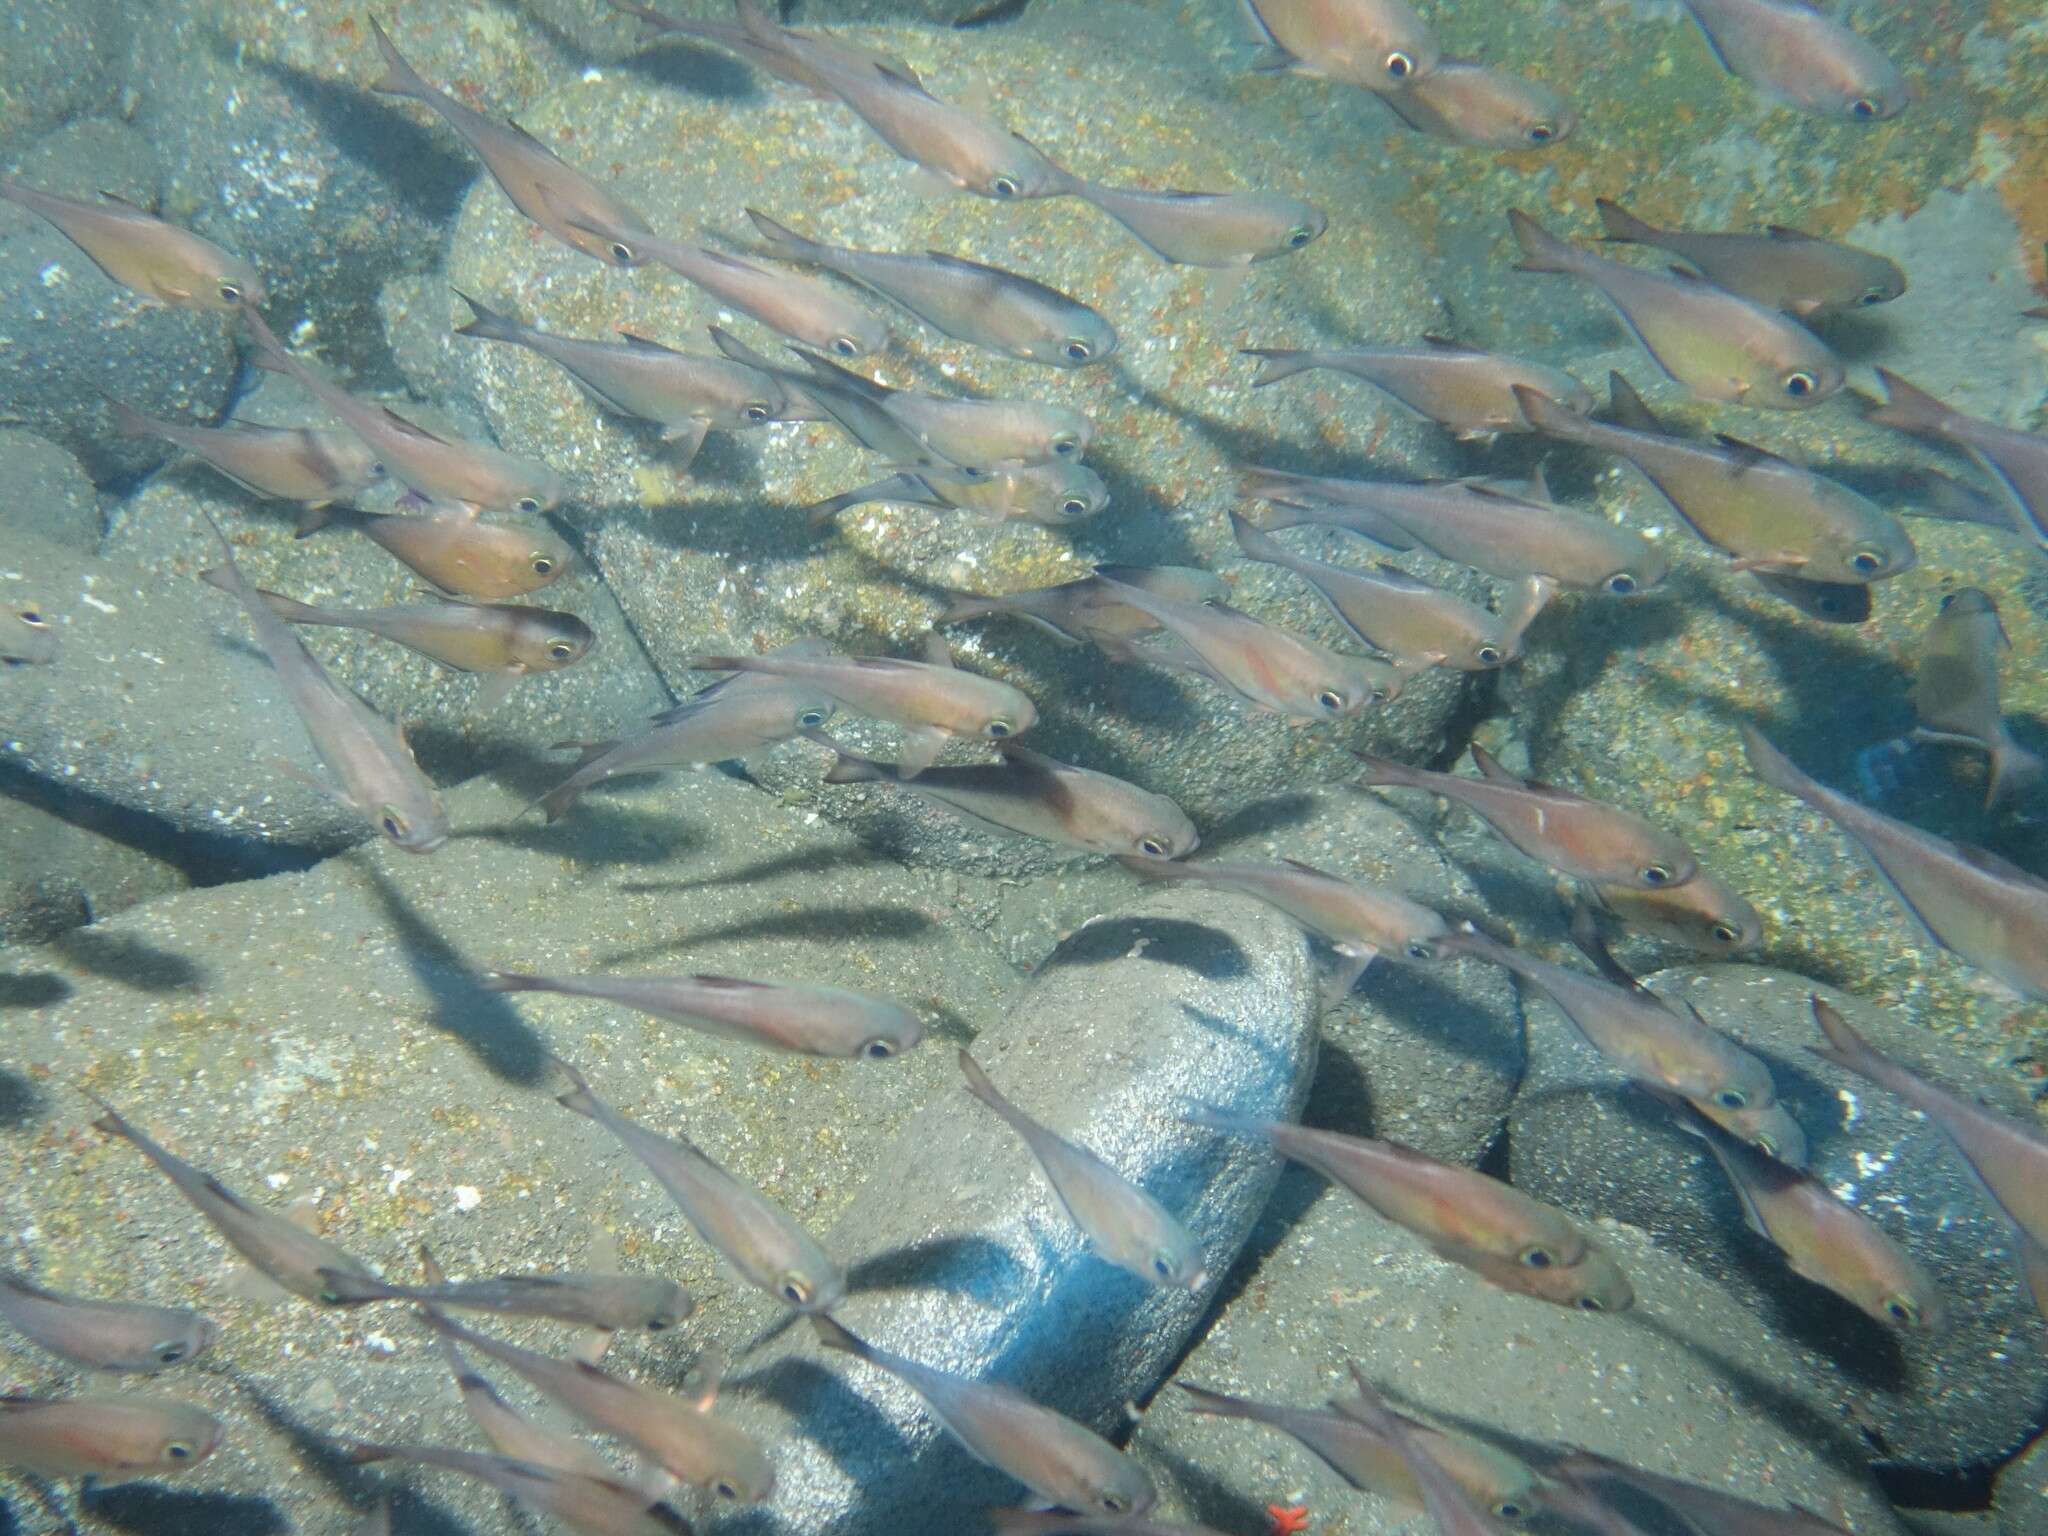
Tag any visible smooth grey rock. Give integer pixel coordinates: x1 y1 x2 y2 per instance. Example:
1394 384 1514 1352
1504 964 2048 1470
0 427 101 551
1131 1181 1906 1533
0 0 123 154
0 118 240 481
0 791 190 944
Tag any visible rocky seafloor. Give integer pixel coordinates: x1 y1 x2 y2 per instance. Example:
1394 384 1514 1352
4 0 2048 1533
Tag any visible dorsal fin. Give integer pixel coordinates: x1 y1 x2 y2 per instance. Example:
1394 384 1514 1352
615 330 685 356
921 631 954 668
1606 372 1661 434
1765 224 1820 243
1419 333 1480 354
1467 742 1521 785
1712 433 1789 471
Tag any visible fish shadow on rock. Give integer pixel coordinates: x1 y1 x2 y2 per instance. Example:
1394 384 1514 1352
464 799 708 867
357 861 547 1085
617 845 887 895
0 1068 43 1128
257 63 474 225
46 930 206 994
738 1356 922 1484
0 973 69 1011
1179 1001 1295 1081
1148 1442 1274 1535
611 35 761 100
1037 917 1249 983
843 1233 1027 1307
1350 960 1524 1078
917 1000 979 1047
625 490 815 563
1199 791 1321 845
1810 308 1896 365
78 1485 286 1536
598 904 936 964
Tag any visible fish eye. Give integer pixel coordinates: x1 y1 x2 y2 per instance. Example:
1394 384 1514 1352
1714 1088 1749 1110
517 496 543 514
1063 339 1093 363
1405 941 1435 960
1384 49 1414 79
368 461 389 478
647 1317 669 1332
610 241 636 265
713 1480 742 1502
1476 644 1503 666
1850 97 1878 119
1495 1500 1528 1521
218 282 244 305
1138 837 1168 857
156 1343 188 1364
380 809 410 841
743 401 772 422
831 335 860 358
1640 864 1673 886
778 1274 813 1306
1605 573 1639 596
1286 225 1314 248
165 1442 195 1461
862 1038 898 1059
1710 922 1741 945
1752 1132 1779 1157
18 607 44 626
1861 287 1889 305
1100 1495 1131 1515
1526 123 1556 144
1577 1295 1606 1312
547 641 579 662
1782 370 1817 398
531 554 556 576
1519 1246 1555 1270
985 719 1015 738
991 176 1021 198
1849 547 1884 574
1884 1295 1920 1326
1060 496 1091 518
1150 1254 1175 1280
798 709 829 728
1315 688 1346 713
1052 435 1079 457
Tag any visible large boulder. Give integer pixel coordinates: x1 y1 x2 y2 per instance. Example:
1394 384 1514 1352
0 791 190 945
0 0 124 156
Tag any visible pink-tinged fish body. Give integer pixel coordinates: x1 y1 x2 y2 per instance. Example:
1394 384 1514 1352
1907 588 2047 811
1867 370 2048 557
1241 0 1442 91
1595 199 1904 318
0 1272 218 1373
349 1442 695 1536
641 231 889 359
0 179 262 310
1063 179 1327 268
1383 59 1576 149
109 397 382 508
1675 0 1907 121
0 1395 223 1480
1244 336 1592 439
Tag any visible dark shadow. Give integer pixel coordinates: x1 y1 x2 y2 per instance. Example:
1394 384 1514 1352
599 906 936 965
78 1486 286 1536
1178 1001 1293 1081
0 973 69 1010
918 1000 981 1047
843 1234 1028 1307
0 1069 44 1129
458 800 706 867
258 62 475 225
45 931 206 993
1199 792 1321 847
357 863 546 1084
1153 1442 1274 1536
740 1355 919 1483
611 36 761 99
1036 917 1250 983
1359 961 1524 1077
617 845 887 894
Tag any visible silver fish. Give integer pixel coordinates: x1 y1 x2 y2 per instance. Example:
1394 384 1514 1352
1243 336 1593 440
806 461 1110 531
640 231 889 360
321 1256 694 1333
937 567 1228 645
1060 179 1326 268
0 179 262 310
1240 0 1442 90
348 1442 695 1536
1341 1370 1513 1536
1555 1447 1858 1536
1382 59 1577 149
0 1272 218 1373
108 396 384 510
1595 199 1905 318
1673 0 1907 121
0 1395 223 1480
1867 370 2048 556
295 504 574 602
604 0 923 96
1908 588 2046 811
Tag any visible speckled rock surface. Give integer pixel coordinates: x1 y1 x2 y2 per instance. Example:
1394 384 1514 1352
1998 1426 2048 1535
0 118 241 481
0 427 102 552
0 792 190 945
1130 1186 1906 1535
0 0 124 155
1503 965 2047 1470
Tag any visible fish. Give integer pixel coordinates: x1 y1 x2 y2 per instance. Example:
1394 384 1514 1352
1176 1382 1540 1520
1231 513 1554 683
1193 1111 1632 1311
242 307 565 518
198 515 449 852
1433 924 1803 1163
1651 1088 1942 1330
959 1049 1206 1288
1907 588 2046 811
348 1442 695 1536
985 1517 1230 1536
937 567 1229 644
1340 1370 1514 1536
787 345 1095 470
1 600 57 664
639 231 889 360
454 292 786 465
1809 996 2048 1292
1865 370 2048 554
684 637 1035 778
746 209 1117 366
246 587 594 713
806 461 1110 531
0 1395 223 1480
0 179 262 310
487 970 924 1059
821 738 1199 859
1242 337 1593 441
1514 375 1914 583
742 17 1067 199
295 504 573 601
1088 573 1390 724
1742 725 2048 1001
530 651 836 821
420 1309 771 1502
1594 199 1905 319
1380 60 1577 149
1507 210 1844 409
1241 468 1667 596
89 1091 380 1303
1356 743 1698 890
605 0 923 95
1588 871 1764 956
1671 0 1907 121
1554 1448 1857 1536
552 1056 845 1312
810 1313 1158 1516
1119 853 1446 999
366 16 652 267
1057 179 1327 268
320 1253 695 1334
107 397 384 510
1239 0 1442 90
0 1272 218 1373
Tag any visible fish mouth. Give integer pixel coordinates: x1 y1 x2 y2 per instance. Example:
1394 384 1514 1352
405 832 452 854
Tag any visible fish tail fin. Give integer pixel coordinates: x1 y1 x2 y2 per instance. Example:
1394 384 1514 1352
1349 750 1430 790
1240 346 1314 388
1507 208 1577 275
365 16 433 99
1735 723 1809 802
808 1312 872 1360
549 1054 602 1117
1990 740 2048 814
744 208 818 261
1176 1382 1257 1419
1806 994 1888 1079
344 1441 398 1467
480 971 552 996
417 1243 448 1286
804 484 875 532
248 587 335 625
819 742 886 785
934 590 1007 627
450 289 522 343
1593 197 1659 245
1865 370 1956 436
1510 384 1589 440
198 567 240 599
957 1050 1027 1128
1227 509 1288 564
105 396 168 441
